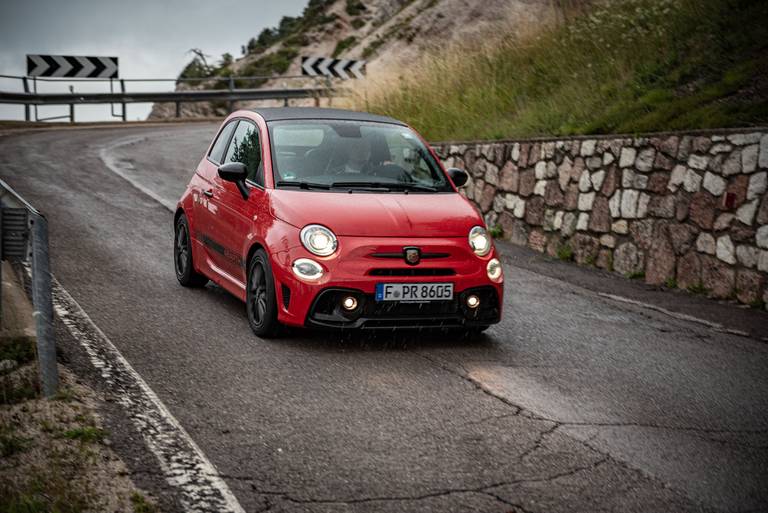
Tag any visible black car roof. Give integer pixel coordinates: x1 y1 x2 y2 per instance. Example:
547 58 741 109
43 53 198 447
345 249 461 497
251 107 406 126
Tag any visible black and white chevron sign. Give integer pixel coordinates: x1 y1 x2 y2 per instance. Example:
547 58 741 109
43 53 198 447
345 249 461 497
26 55 119 79
301 56 365 80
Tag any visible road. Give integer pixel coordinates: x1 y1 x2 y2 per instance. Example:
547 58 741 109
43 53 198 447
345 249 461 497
1 124 767 513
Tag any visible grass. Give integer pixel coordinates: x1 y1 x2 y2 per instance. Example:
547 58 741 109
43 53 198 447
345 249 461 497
665 277 677 289
627 271 645 280
352 0 768 140
687 283 708 295
62 426 107 444
557 243 574 262
488 225 504 239
333 36 358 57
0 336 36 366
0 427 29 458
131 493 158 513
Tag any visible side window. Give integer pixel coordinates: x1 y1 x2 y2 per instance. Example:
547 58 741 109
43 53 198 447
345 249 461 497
224 121 263 186
208 121 237 164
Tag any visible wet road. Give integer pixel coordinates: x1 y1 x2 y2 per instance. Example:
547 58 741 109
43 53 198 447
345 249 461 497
1 124 767 513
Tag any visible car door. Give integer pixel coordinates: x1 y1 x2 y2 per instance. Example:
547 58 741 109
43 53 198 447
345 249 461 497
208 119 266 289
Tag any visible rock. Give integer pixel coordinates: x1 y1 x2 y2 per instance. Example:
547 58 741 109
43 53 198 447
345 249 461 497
676 251 701 290
728 133 761 145
634 174 649 190
687 154 709 171
716 235 736 264
736 270 765 304
692 136 712 153
636 147 656 172
534 179 547 196
493 195 506 213
596 248 613 269
637 193 651 218
689 191 716 229
722 150 741 176
578 192 595 211
586 156 602 170
703 172 726 196
708 153 725 174
758 195 768 225
564 184 579 210
0 360 18 373
579 170 592 192
645 224 676 285
612 220 629 234
621 189 639 218
545 235 562 257
484 163 499 185
557 157 573 191
709 143 733 154
677 136 693 161
570 157 586 183
668 223 698 255
505 194 526 218
544 208 557 231
736 199 759 225
614 242 644 275
519 170 536 197
498 161 519 192
622 168 636 188
525 196 545 225
591 170 606 191
589 196 611 232
573 233 599 264
576 212 590 231
619 147 636 168
758 225 768 249
479 183 496 212
676 192 691 221
544 181 564 207
546 161 558 179
742 144 758 173
696 233 716 254
554 210 564 230
657 135 679 157
668 165 687 191
760 134 768 169
601 166 620 197
580 139 596 157
484 211 498 227
736 245 759 268
609 191 621 218
759 251 768 273
518 143 531 168
510 143 521 162
683 169 703 192
508 219 529 246
730 223 755 242
714 213 735 231
630 219 655 250
653 152 675 171
561 212 577 236
725 175 749 209
603 152 615 165
542 142 556 159
535 161 547 179
528 228 547 252
701 255 735 299
648 195 675 218
747 171 766 200
600 234 616 248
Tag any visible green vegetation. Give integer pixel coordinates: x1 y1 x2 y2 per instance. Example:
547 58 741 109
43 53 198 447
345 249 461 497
557 243 574 262
333 36 358 57
346 0 366 16
687 283 708 295
0 336 35 366
627 271 645 280
62 426 107 444
131 493 158 513
665 277 677 289
0 427 29 458
488 225 504 239
356 0 768 140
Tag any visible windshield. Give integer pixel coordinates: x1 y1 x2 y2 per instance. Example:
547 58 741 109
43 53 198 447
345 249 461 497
268 120 453 192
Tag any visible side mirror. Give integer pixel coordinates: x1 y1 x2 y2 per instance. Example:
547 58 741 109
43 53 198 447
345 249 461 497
218 162 249 199
446 167 469 187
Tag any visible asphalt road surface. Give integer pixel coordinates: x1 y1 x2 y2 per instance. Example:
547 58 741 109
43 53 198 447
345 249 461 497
1 124 767 513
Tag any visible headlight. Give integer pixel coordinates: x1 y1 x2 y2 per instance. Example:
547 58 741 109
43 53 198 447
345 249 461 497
487 258 503 281
300 224 338 256
468 226 491 256
292 258 324 281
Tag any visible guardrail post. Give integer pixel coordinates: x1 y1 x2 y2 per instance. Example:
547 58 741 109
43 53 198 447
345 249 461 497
228 77 235 112
29 213 58 397
120 79 127 121
68 85 74 123
22 77 30 121
175 101 181 118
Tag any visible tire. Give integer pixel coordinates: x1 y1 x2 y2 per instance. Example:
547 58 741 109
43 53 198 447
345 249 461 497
174 214 208 287
246 249 281 338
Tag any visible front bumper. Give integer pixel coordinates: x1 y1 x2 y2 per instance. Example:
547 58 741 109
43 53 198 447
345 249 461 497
270 235 504 329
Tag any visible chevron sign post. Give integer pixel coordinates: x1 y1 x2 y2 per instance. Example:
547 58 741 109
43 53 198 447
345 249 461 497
301 56 365 80
26 55 119 79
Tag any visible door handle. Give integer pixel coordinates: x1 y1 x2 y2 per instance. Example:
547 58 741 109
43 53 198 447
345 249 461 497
203 189 214 198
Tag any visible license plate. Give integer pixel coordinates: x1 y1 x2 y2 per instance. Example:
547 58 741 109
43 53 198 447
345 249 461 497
375 283 454 302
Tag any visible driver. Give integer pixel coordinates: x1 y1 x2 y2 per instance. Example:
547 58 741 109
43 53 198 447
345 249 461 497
338 136 371 174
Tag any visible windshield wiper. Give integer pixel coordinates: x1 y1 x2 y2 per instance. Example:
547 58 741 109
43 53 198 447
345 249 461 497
329 181 393 191
387 183 438 192
276 180 330 190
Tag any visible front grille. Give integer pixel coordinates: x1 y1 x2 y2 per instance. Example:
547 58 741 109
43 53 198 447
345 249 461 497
369 268 456 276
281 284 291 309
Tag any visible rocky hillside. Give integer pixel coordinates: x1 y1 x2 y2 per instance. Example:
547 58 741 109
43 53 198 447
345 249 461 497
149 0 557 118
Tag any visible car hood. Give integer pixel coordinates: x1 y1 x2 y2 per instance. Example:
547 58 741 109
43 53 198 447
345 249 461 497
270 190 482 237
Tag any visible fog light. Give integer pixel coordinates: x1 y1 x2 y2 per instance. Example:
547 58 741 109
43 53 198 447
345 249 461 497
466 295 480 309
292 258 323 281
486 258 503 282
342 296 358 310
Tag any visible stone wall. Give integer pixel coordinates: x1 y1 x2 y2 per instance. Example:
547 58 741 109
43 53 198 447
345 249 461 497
432 130 768 310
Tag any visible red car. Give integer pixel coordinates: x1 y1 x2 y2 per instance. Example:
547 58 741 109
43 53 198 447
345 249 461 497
174 108 503 337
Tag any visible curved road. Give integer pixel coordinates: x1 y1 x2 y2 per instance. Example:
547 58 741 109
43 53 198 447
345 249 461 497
1 124 767 513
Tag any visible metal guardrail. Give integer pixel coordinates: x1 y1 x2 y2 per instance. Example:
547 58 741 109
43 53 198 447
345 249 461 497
0 179 57 397
0 74 338 122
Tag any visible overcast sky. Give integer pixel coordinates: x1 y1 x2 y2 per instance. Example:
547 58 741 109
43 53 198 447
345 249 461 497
0 0 308 120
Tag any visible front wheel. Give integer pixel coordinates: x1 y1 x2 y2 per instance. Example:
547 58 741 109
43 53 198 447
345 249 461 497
246 249 281 338
174 214 208 287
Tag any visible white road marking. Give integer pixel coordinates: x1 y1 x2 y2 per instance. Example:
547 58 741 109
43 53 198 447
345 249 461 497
597 292 752 338
51 277 245 513
99 136 176 212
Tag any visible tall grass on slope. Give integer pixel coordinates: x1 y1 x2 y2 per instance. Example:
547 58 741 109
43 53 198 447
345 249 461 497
351 0 768 141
